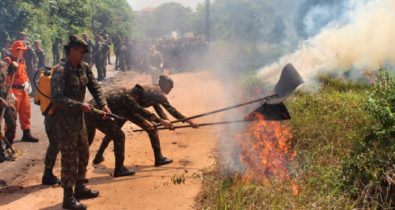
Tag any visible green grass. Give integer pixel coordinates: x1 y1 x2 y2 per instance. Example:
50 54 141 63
197 77 376 209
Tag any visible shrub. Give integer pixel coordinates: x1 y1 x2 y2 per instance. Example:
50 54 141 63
342 68 395 208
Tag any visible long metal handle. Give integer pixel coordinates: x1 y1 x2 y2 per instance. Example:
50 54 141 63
133 119 252 132
90 107 125 121
169 94 277 124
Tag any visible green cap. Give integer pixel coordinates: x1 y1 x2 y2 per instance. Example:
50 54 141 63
66 35 89 53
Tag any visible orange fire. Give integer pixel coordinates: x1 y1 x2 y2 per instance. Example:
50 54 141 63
236 113 299 196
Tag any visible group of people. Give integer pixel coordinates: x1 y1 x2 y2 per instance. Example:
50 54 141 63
1 34 199 210
113 35 209 73
51 33 112 82
0 32 42 163
1 32 47 96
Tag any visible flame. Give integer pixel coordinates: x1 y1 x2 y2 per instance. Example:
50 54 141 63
236 113 299 196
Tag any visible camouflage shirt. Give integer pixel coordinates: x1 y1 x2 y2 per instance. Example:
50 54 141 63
0 61 8 99
88 87 162 125
51 61 107 130
138 85 186 120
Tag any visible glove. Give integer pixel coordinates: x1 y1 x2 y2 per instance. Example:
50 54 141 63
23 82 31 93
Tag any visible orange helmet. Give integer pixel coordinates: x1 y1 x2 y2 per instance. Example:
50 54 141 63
9 40 27 58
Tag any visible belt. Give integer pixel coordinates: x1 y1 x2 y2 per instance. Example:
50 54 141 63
12 84 25 89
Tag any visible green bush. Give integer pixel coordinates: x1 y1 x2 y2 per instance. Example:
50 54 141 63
342 68 395 208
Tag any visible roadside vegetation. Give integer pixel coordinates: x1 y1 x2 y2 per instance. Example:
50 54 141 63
198 68 395 209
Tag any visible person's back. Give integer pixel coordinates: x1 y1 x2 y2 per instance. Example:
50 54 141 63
52 39 61 65
34 41 46 70
24 46 37 71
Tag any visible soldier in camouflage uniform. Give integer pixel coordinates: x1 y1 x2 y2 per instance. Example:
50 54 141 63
93 75 198 167
24 41 37 97
101 39 110 80
34 68 60 185
51 35 111 210
52 38 62 65
34 40 46 70
0 61 17 162
93 35 105 81
41 109 61 185
85 88 172 176
82 33 94 67
146 45 163 84
104 34 112 65
33 40 46 96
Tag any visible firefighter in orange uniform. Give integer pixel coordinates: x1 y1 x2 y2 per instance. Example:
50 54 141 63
4 40 39 142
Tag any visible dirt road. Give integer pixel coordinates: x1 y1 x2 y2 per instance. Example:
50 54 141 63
0 70 227 210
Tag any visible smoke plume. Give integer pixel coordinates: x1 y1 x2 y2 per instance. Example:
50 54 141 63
258 0 395 88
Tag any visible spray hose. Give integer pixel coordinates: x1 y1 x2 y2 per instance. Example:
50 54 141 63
33 69 125 121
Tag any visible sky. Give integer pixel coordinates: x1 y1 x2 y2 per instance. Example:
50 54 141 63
127 0 206 11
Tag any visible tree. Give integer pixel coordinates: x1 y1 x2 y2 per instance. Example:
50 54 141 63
0 0 135 62
93 0 135 37
136 2 194 39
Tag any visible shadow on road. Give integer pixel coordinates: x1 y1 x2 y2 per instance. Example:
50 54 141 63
0 184 59 206
38 203 62 210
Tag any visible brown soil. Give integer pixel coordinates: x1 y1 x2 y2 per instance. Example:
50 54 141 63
0 70 228 210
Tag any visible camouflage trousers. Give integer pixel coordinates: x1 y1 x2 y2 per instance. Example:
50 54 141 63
3 107 17 145
44 115 60 170
94 116 161 162
85 114 126 168
95 62 105 81
58 119 89 189
0 107 16 154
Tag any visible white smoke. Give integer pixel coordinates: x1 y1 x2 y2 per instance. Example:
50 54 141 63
258 0 395 88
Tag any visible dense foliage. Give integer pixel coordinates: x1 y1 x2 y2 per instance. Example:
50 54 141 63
342 69 395 208
0 0 134 58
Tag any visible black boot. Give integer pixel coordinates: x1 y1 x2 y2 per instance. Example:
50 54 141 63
148 130 173 166
92 136 112 165
92 153 104 165
150 135 173 167
62 188 86 210
74 181 99 200
154 149 173 167
114 166 135 177
21 129 39 143
42 167 60 185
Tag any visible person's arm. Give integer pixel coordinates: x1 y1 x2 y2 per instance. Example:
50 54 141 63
50 67 81 109
125 96 161 123
85 65 107 109
153 104 168 120
159 96 186 120
159 96 198 128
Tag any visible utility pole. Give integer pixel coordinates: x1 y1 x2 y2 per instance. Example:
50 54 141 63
205 0 211 42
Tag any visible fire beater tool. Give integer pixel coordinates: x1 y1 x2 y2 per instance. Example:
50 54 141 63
134 63 304 132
